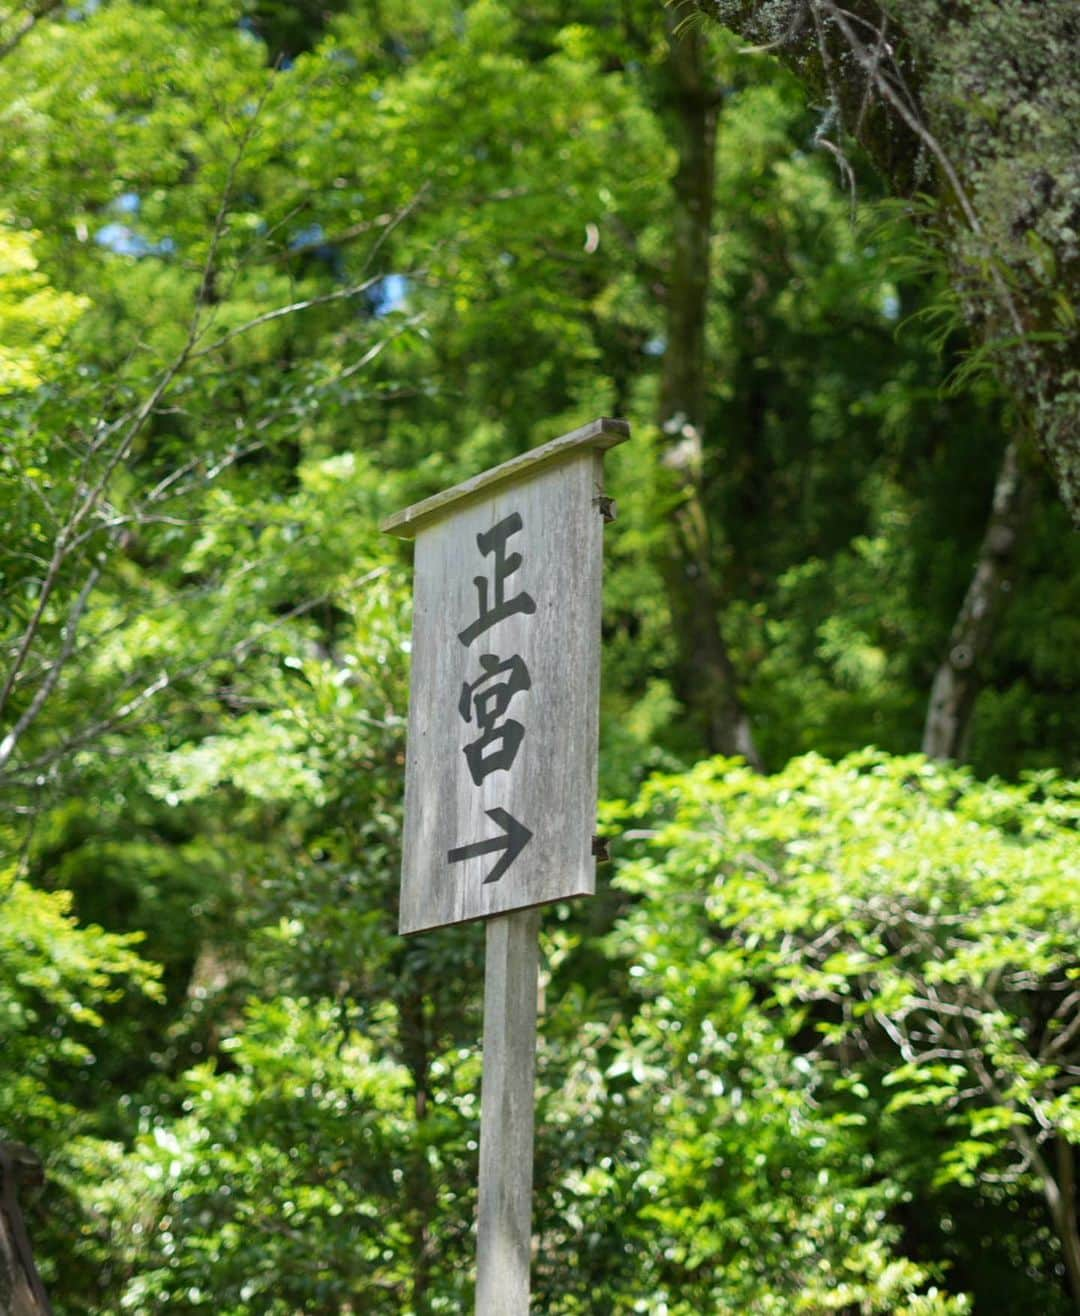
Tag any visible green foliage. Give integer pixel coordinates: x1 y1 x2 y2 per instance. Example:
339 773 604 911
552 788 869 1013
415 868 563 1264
97 998 427 1314
0 873 162 1302
0 2 1076 1313
700 0 1080 519
605 752 1078 1313
0 218 86 392
0 876 161 1141
889 0 1080 513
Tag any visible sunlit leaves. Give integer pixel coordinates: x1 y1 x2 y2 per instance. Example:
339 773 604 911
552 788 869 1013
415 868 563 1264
603 751 1078 1311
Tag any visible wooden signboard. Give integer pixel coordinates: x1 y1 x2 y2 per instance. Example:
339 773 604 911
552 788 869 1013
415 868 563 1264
384 417 628 1315
384 417 629 935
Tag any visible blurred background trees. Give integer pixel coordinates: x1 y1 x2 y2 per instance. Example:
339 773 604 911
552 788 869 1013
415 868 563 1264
0 1 1076 1312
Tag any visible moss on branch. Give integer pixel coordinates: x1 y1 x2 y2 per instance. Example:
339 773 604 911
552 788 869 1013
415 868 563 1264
698 0 1080 520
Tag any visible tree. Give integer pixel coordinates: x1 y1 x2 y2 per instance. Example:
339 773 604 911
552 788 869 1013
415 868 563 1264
691 0 1080 523
2 2 1077 1311
608 752 1080 1312
920 438 1032 760
0 875 160 1307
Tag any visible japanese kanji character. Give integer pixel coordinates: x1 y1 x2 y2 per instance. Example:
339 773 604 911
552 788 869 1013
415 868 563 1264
457 512 537 646
458 651 531 784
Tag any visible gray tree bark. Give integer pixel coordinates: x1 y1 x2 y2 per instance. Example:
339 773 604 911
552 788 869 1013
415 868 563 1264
921 438 1032 760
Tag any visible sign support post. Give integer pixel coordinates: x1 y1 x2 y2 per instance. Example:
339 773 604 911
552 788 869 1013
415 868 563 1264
475 909 540 1315
383 418 629 1312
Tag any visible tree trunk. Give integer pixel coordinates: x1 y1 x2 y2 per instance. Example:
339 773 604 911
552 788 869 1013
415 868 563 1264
1051 1138 1080 1315
0 1144 53 1316
921 438 1031 759
1032 1136 1080 1316
398 988 435 1314
658 15 762 767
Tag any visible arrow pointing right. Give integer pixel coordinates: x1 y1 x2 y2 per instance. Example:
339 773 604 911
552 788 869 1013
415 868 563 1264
447 808 533 885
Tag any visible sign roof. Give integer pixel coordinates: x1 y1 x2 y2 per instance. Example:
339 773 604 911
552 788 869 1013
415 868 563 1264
381 417 629 540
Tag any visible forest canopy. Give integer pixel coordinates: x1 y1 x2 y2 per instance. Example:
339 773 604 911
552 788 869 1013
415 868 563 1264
0 1 1077 1313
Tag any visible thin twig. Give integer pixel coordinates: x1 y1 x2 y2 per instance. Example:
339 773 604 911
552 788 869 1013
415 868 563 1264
0 561 102 772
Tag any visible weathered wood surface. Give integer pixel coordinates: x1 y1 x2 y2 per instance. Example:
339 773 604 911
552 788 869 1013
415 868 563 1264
475 909 540 1316
395 441 617 935
381 417 628 540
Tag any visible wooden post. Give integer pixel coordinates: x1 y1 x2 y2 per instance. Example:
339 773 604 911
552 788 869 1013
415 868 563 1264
382 420 631 1313
475 908 541 1314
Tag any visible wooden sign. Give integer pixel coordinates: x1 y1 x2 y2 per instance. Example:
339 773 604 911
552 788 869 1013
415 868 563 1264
383 418 628 935
385 418 629 1314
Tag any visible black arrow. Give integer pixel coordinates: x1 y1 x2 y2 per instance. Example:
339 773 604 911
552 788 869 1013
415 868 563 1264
447 808 533 885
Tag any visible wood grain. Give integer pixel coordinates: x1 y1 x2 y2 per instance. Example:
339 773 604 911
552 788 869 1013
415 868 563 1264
474 909 540 1315
397 449 610 934
381 417 628 539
